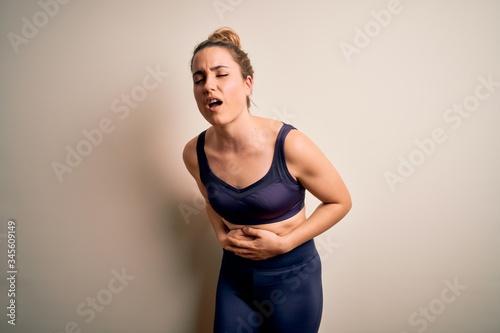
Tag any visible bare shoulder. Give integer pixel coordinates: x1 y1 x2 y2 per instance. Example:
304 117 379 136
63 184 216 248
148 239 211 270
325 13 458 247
283 126 351 208
284 127 331 177
284 128 322 159
182 135 200 177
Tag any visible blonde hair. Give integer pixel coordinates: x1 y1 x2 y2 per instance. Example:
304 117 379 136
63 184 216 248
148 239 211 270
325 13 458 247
191 27 254 109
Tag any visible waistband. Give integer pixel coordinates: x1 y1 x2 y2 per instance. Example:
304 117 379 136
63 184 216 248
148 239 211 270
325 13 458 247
222 239 318 269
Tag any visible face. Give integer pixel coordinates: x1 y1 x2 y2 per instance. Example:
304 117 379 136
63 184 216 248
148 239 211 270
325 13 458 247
191 46 253 126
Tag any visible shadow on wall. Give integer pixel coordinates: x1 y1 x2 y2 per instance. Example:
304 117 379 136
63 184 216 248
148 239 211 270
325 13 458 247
73 88 223 332
164 199 222 332
135 97 222 332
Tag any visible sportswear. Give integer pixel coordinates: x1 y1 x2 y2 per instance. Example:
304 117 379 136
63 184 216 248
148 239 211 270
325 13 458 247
196 123 305 225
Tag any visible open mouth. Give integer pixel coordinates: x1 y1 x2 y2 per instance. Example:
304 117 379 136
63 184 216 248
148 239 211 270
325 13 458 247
208 98 223 108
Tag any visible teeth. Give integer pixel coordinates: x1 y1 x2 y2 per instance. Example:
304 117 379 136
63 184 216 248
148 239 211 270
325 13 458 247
209 99 218 104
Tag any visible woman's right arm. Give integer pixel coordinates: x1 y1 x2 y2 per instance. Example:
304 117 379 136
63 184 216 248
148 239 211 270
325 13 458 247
182 138 250 249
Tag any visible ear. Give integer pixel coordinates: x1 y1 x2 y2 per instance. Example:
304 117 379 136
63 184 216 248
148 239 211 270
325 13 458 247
244 75 253 97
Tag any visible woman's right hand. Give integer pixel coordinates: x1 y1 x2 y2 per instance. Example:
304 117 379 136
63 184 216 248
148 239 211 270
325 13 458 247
220 228 255 249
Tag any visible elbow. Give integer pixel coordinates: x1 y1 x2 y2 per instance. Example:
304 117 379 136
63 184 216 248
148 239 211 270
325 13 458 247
345 201 352 218
345 193 353 213
344 201 352 216
323 195 352 221
340 193 352 219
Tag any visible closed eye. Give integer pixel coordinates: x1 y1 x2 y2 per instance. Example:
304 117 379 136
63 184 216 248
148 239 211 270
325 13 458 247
193 73 228 84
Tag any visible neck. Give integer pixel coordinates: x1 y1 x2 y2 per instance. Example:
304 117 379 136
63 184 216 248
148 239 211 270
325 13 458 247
211 113 261 152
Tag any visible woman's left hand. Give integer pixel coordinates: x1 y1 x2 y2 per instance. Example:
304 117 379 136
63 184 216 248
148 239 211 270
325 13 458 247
225 227 288 260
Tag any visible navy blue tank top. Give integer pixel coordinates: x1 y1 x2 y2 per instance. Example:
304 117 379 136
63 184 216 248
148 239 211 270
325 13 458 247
196 123 305 225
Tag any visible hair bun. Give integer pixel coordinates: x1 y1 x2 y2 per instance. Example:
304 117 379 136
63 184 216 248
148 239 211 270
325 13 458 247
207 27 241 48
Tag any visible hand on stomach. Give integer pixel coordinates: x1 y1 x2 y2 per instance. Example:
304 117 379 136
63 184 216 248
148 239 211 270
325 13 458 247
222 207 306 260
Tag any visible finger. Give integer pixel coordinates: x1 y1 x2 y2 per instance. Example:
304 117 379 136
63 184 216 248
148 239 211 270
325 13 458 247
227 237 254 249
228 248 250 258
229 234 256 241
224 245 241 253
224 242 251 252
228 228 245 237
226 236 241 245
242 226 262 237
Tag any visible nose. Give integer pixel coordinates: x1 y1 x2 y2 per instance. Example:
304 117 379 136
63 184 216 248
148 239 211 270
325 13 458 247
203 75 216 93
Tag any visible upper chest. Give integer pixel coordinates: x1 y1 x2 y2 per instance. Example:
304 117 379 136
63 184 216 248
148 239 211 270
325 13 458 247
204 142 276 190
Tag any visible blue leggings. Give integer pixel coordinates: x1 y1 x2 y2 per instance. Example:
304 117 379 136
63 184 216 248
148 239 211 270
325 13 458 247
214 239 323 333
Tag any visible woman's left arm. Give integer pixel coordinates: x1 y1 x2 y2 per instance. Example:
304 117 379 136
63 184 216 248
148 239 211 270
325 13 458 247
227 129 352 259
278 129 352 252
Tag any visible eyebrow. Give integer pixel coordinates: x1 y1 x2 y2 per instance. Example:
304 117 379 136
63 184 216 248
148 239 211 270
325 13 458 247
192 65 229 77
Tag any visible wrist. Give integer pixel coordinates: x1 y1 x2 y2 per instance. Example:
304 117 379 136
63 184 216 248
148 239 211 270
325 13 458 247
280 233 296 254
217 230 229 246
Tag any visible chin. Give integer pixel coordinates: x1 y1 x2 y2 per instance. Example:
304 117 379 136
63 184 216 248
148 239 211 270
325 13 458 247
207 117 231 127
200 111 225 126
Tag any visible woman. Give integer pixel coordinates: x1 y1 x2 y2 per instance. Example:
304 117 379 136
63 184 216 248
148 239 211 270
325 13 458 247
183 27 351 333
